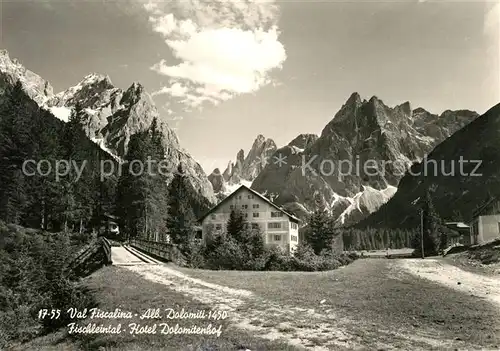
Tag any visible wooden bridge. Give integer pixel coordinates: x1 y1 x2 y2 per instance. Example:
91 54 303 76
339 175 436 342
129 239 185 265
109 239 186 266
65 237 186 274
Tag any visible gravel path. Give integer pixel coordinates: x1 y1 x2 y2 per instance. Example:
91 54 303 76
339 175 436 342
398 258 500 308
122 258 486 350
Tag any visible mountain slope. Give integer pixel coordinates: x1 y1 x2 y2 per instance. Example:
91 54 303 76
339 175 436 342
0 49 54 105
252 93 478 224
0 49 215 204
357 102 500 229
0 79 119 230
208 134 277 196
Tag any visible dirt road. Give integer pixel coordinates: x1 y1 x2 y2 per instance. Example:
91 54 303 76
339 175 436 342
119 254 500 350
398 258 500 308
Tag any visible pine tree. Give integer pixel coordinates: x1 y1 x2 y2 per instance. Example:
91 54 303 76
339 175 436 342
23 108 63 229
0 81 119 232
226 210 246 241
413 190 440 256
306 209 335 254
0 81 33 224
58 103 91 231
117 118 168 240
166 163 196 248
439 229 448 253
384 229 391 249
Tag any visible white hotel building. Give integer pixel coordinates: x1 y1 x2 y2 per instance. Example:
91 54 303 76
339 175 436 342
199 185 300 253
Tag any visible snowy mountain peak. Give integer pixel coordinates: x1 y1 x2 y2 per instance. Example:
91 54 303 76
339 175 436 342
252 93 478 225
0 49 54 105
81 72 112 85
0 51 216 204
209 134 278 197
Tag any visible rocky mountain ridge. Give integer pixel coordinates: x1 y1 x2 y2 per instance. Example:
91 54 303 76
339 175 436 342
208 134 277 196
357 102 500 229
251 93 478 224
0 49 216 204
0 49 54 106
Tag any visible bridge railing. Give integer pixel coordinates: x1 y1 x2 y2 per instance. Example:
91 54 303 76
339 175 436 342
65 237 112 278
129 238 186 266
102 237 112 265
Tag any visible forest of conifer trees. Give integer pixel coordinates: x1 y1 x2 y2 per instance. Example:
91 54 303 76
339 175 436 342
0 81 211 240
341 227 416 251
0 82 118 232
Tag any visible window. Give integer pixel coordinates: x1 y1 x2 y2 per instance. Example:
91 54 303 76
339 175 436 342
244 213 248 218
251 223 259 229
274 234 281 241
291 235 298 242
268 222 281 229
248 194 254 199
271 211 283 218
242 204 248 209
253 212 259 218
211 214 216 220
215 224 222 230
253 204 259 209
291 222 298 229
230 205 234 210
196 232 203 239
237 195 242 200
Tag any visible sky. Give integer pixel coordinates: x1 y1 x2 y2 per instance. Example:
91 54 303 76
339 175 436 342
1 0 499 173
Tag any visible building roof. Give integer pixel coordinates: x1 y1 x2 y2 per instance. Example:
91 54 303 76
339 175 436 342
472 197 499 219
198 185 300 223
445 222 470 228
103 213 119 220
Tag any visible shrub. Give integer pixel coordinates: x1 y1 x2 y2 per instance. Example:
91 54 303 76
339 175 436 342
185 240 207 269
190 216 359 272
38 280 96 332
469 248 500 265
194 234 358 272
263 246 293 271
206 235 244 270
0 221 96 347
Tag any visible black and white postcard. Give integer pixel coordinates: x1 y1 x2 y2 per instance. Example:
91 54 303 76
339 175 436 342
0 0 499 350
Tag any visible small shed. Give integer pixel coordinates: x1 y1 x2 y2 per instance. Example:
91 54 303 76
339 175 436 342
470 198 500 245
99 213 120 238
444 222 471 245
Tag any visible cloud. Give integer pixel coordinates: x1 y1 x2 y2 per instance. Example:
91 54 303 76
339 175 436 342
152 81 190 97
162 106 175 115
484 2 500 36
144 0 286 108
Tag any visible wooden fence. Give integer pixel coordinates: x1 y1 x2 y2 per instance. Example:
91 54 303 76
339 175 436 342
102 237 112 264
347 248 414 259
130 238 186 266
65 237 112 278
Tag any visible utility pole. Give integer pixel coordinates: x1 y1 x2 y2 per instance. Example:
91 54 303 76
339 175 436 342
420 208 425 259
